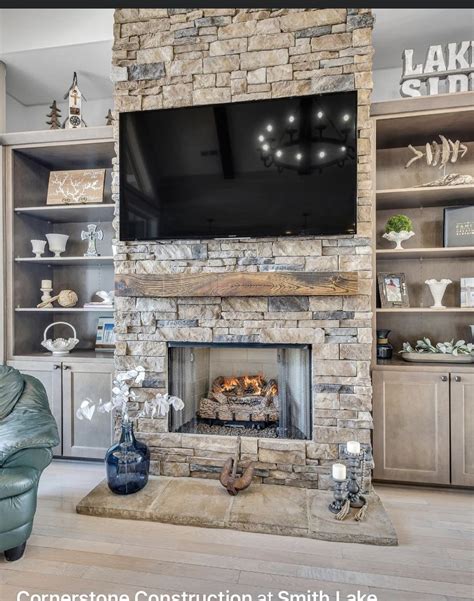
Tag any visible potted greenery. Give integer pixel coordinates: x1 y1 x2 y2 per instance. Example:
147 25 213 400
383 214 415 249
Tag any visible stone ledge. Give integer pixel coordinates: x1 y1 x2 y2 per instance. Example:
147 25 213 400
77 477 397 546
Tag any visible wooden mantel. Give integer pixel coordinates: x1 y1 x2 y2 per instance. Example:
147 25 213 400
115 271 358 298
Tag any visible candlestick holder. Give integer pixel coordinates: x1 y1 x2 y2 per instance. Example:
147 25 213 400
347 453 365 509
40 286 53 309
328 478 347 514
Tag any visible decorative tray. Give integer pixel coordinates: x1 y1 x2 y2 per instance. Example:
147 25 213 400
400 352 474 364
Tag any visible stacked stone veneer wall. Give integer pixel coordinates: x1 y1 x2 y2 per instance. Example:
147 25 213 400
112 8 374 489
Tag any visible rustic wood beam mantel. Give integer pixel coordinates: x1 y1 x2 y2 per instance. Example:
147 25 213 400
115 271 358 297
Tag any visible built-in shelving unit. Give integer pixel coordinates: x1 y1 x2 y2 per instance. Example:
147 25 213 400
372 95 474 361
1 127 116 460
3 127 116 357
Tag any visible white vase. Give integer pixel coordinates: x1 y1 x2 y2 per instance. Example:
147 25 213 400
382 230 415 250
31 239 47 257
46 233 69 257
425 279 452 309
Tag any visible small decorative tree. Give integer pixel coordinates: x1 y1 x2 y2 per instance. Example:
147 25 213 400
105 109 114 126
46 100 62 130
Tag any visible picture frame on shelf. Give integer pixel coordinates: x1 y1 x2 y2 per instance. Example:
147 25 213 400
443 206 474 247
378 273 410 308
47 169 106 205
460 278 474 308
95 317 115 351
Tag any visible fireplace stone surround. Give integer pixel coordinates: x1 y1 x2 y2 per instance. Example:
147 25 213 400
111 8 374 490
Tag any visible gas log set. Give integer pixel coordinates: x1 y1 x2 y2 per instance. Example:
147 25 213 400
198 374 279 427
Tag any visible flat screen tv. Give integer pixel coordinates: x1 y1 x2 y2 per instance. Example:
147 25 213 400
119 91 357 241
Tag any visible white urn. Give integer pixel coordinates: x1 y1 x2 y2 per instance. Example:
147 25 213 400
425 279 452 309
31 239 47 257
382 230 415 250
46 233 69 257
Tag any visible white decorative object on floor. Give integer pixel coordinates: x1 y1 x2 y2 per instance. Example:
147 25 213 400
382 230 415 250
46 233 69 257
39 279 53 308
41 321 79 355
81 224 103 257
31 239 47 257
425 279 452 309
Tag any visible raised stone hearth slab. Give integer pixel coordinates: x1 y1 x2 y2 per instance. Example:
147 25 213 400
77 477 398 546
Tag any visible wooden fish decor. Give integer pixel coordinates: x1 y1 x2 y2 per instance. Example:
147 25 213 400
406 136 468 169
219 435 254 496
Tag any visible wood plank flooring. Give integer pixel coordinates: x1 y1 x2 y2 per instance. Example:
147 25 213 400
0 461 472 601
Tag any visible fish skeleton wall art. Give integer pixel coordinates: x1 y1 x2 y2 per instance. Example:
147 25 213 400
405 136 468 169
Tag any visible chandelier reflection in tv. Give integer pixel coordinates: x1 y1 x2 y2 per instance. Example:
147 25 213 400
256 106 355 175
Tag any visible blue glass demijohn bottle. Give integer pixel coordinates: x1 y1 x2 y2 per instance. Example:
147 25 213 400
105 418 150 495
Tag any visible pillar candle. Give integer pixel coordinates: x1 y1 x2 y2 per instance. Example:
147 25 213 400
347 441 361 455
332 463 346 481
41 280 52 289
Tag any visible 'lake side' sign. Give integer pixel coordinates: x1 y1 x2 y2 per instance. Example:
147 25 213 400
401 41 474 97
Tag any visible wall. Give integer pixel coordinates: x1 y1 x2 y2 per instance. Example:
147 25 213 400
112 8 374 489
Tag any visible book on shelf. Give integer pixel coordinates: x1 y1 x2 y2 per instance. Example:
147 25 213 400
84 302 114 309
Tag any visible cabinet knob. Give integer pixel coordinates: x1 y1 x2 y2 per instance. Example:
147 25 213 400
454 376 462 382
63 365 71 370
53 364 61 370
440 375 448 382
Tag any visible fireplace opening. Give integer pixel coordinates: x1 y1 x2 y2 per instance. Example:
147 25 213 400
168 343 311 440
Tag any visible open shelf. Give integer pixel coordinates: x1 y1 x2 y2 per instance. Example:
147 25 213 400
15 256 114 265
10 350 114 363
376 307 474 313
15 307 114 313
376 247 474 260
15 203 115 223
376 185 474 210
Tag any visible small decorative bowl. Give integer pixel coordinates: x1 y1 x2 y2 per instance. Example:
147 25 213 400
382 230 415 250
41 321 79 355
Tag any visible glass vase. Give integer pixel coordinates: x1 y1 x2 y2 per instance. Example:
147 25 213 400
105 421 150 495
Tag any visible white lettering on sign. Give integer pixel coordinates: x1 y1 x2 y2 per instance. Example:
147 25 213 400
401 41 474 97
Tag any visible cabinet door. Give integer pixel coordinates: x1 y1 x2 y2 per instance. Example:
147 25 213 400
62 361 113 459
373 369 450 484
7 360 63 455
451 372 474 487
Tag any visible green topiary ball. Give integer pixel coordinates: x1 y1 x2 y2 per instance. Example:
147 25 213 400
385 214 413 233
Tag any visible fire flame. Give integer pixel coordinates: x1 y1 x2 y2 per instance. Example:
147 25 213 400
218 375 277 397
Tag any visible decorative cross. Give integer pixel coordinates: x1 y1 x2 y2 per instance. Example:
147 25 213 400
81 224 103 257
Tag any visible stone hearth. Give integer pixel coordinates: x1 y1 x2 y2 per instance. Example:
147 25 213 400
77 477 398 545
112 8 375 490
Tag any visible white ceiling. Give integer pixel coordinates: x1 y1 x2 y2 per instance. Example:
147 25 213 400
372 9 474 70
0 9 473 107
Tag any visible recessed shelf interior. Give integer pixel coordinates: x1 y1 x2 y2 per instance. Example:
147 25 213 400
10 138 115 356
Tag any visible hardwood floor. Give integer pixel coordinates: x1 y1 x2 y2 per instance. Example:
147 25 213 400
0 461 472 601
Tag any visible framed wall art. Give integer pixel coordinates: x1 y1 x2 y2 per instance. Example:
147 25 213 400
444 206 474 248
95 317 115 351
47 169 106 205
378 273 410 308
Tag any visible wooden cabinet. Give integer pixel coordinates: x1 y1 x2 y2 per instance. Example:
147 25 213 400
8 359 113 460
451 372 474 486
373 367 474 486
62 361 114 459
8 360 63 455
373 369 450 484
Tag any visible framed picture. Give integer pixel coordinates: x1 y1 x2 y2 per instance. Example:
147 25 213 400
378 273 410 308
47 169 106 205
443 206 474 247
95 317 115 351
460 278 474 308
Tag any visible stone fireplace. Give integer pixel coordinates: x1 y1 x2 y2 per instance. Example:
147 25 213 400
168 343 311 440
112 8 374 490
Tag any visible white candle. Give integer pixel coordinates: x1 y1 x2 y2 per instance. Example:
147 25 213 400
41 280 52 289
347 441 361 455
332 463 346 481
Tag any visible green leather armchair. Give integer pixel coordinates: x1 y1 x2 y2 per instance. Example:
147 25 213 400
0 365 59 561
